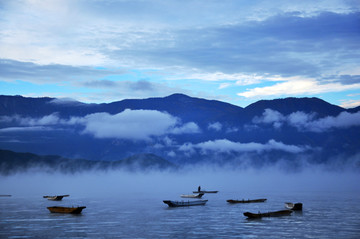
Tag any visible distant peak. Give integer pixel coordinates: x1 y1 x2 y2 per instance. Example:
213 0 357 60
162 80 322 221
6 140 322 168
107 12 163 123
167 93 191 98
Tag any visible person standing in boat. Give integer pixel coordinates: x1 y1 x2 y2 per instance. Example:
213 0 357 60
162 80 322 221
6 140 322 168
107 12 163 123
198 186 201 192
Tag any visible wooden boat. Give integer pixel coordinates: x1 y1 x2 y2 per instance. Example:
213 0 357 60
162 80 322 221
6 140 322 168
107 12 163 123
227 198 267 204
285 202 303 211
163 200 208 207
192 190 218 194
180 193 204 198
244 210 293 219
47 206 86 214
43 195 69 201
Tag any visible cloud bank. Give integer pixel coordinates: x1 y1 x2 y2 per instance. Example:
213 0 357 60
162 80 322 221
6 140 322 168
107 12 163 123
179 139 309 155
77 110 200 140
253 109 360 132
0 110 200 141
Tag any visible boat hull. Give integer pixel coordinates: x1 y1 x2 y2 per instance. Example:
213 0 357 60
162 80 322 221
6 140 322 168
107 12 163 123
163 200 208 207
285 202 303 211
244 210 293 219
180 193 204 198
43 195 69 201
192 191 218 194
227 198 266 204
47 206 86 214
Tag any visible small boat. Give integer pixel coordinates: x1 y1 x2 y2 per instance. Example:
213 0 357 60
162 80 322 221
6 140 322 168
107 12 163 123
181 193 204 198
285 202 303 211
227 198 266 204
192 190 218 194
244 210 293 219
47 206 86 214
163 200 208 207
0 195 12 197
43 195 69 201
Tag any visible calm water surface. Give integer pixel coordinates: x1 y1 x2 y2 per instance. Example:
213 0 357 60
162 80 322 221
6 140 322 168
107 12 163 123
1 190 359 238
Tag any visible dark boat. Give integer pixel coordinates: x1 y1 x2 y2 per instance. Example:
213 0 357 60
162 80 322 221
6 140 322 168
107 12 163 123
244 210 293 219
43 195 69 201
163 200 208 207
227 198 267 204
192 190 218 194
47 206 86 214
285 202 303 211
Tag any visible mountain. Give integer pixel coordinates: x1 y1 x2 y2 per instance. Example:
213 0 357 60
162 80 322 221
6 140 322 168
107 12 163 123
0 94 359 173
244 97 344 118
0 94 244 126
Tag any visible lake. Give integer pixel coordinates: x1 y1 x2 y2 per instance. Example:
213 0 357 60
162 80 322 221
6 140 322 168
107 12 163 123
1 170 360 238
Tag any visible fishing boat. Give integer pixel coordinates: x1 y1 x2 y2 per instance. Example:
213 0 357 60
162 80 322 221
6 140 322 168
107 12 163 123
43 195 69 201
227 198 267 204
285 202 303 211
180 193 204 198
47 206 86 214
163 200 208 207
192 190 218 194
244 210 293 219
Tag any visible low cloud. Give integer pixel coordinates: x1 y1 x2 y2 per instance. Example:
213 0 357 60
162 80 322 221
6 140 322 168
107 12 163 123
0 113 64 126
170 122 200 135
208 122 222 131
253 109 360 132
0 110 200 140
0 126 50 133
179 139 308 154
253 108 285 129
49 98 82 105
71 109 200 140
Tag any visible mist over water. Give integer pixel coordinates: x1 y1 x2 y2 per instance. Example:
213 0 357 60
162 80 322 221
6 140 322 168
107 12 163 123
1 166 359 197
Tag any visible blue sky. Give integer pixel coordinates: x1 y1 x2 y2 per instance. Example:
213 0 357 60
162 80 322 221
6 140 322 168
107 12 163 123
0 0 360 108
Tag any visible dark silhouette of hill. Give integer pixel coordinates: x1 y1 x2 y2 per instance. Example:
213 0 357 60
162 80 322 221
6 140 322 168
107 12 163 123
0 149 176 175
244 97 344 118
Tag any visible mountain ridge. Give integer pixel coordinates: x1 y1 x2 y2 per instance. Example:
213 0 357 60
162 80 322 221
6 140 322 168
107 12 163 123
0 93 359 172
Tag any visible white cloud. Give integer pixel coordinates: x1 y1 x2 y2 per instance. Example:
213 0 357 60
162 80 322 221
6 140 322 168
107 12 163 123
340 99 360 109
179 139 308 154
167 151 176 157
253 109 360 132
0 113 64 126
75 109 200 140
253 108 285 129
304 111 360 132
171 122 201 134
238 79 360 98
1 110 200 140
208 122 222 131
0 126 50 132
179 71 264 84
49 98 81 105
178 142 197 156
225 127 239 133
287 111 317 130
